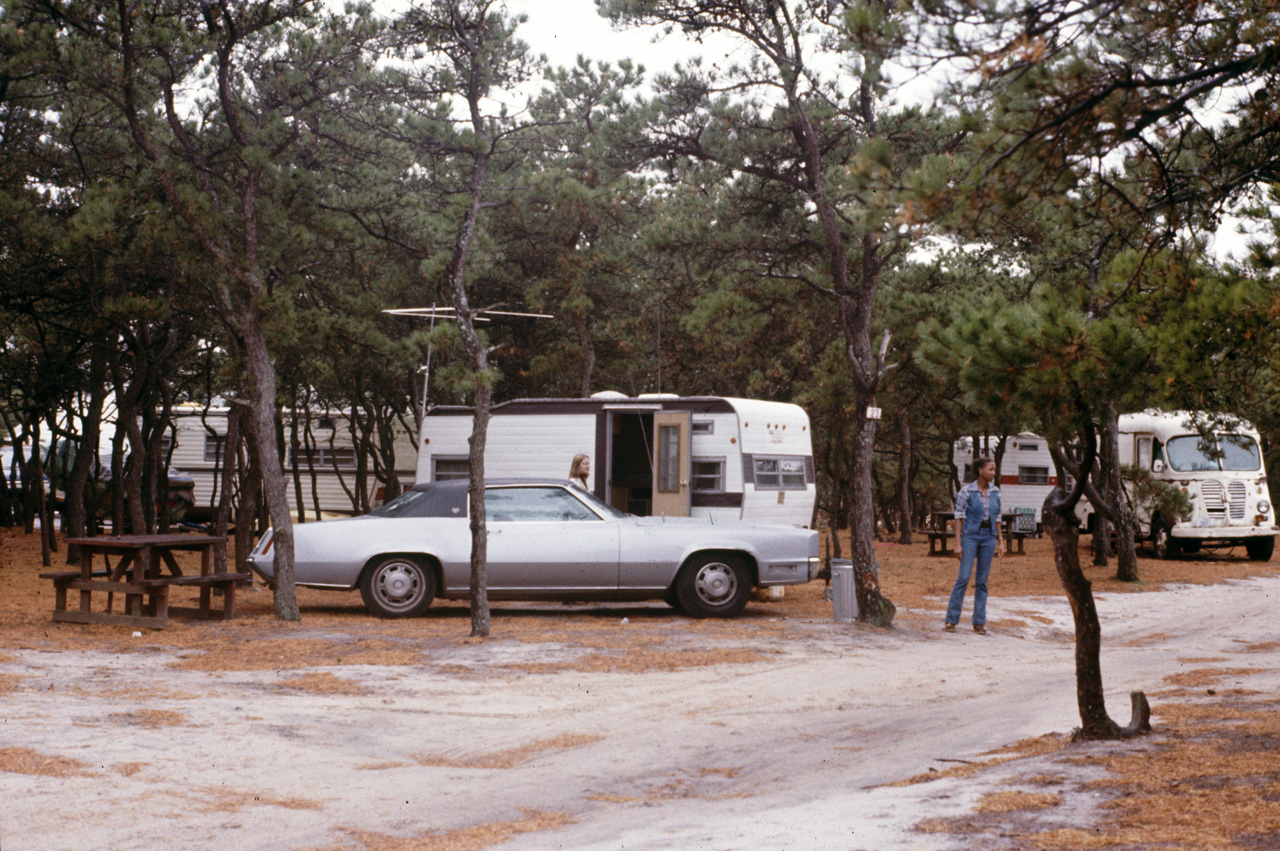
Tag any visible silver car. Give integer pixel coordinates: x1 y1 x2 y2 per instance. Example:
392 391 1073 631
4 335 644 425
249 479 820 619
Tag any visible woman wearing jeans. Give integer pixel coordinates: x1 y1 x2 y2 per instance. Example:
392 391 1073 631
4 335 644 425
945 456 1002 635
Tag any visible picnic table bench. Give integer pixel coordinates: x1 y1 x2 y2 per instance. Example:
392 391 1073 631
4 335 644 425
41 534 247 630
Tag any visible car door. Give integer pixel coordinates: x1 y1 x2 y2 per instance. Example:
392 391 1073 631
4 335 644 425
483 485 620 591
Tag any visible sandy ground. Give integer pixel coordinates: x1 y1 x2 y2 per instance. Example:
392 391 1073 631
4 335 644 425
2 532 1279 850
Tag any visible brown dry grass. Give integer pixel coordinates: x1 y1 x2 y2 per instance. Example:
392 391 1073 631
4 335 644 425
911 691 1280 850
411 733 602 770
317 810 575 851
0 746 95 777
103 708 187 728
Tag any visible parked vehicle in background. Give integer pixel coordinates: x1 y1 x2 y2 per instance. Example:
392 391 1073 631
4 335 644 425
167 406 416 519
249 478 821 619
953 433 1061 530
1077 411 1276 561
419 393 817 528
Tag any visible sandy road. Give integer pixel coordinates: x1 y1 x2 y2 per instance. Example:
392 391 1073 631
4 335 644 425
3 576 1278 851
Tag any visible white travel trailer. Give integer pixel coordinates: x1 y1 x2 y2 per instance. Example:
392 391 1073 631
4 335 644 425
1078 411 1277 561
417 393 816 527
953 433 1060 528
166 407 417 519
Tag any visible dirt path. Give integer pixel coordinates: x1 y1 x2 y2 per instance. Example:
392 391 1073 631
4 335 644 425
4 572 1278 851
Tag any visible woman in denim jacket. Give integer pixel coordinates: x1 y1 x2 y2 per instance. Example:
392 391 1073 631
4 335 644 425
945 457 1002 634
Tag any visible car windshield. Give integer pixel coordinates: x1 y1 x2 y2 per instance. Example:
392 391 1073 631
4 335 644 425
1165 434 1262 472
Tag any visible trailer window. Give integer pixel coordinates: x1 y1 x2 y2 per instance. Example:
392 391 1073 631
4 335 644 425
203 435 225 463
291 445 357 468
1166 434 1262 472
432 457 470 481
1018 466 1050 485
691 459 725 493
753 457 807 490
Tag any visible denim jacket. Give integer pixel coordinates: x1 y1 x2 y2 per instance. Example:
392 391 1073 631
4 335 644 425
955 481 1002 536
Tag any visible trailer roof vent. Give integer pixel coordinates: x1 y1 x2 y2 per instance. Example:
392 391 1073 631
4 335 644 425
591 390 629 400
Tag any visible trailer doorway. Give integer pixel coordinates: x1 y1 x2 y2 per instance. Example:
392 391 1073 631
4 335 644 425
604 408 693 517
607 411 655 516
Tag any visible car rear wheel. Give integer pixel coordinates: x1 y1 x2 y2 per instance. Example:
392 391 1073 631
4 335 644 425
360 556 435 618
1245 536 1275 562
675 553 751 619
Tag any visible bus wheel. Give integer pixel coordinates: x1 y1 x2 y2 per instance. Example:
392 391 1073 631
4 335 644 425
1245 536 1275 562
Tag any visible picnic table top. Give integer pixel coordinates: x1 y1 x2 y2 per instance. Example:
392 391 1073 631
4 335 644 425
65 533 227 548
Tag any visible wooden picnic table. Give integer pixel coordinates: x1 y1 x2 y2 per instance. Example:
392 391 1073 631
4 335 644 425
41 534 248 629
928 512 1026 556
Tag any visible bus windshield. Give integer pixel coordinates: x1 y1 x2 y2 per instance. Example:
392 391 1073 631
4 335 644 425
1165 434 1262 473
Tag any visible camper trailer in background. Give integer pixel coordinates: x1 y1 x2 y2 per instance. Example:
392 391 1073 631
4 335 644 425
1077 411 1277 561
167 407 417 519
418 393 816 528
953 433 1060 529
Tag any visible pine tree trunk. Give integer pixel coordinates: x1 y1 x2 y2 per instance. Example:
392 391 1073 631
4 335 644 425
1100 403 1140 581
1043 494 1150 739
898 416 913 544
242 320 299 621
467 385 491 638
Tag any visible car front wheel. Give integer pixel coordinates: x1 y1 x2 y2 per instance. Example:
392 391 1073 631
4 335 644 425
360 556 435 618
675 553 751 618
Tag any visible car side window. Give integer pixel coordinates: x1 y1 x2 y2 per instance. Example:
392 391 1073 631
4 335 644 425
484 487 600 523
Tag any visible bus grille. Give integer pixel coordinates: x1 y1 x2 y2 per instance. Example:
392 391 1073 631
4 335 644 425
1228 481 1247 520
1201 481 1226 518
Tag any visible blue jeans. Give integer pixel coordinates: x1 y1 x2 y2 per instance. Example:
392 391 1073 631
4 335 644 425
946 529 997 626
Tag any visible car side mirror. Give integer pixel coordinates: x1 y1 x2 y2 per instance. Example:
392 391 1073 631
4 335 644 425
1152 459 1165 473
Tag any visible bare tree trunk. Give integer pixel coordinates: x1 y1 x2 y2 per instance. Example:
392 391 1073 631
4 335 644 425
242 321 299 621
290 393 306 523
1092 513 1111 566
234 408 264 579
898 415 913 544
213 406 240 574
65 354 108 564
1043 498 1150 739
1100 402 1140 581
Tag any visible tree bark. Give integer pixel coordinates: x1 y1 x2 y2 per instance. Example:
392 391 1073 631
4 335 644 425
64 352 108 564
897 415 913 544
1043 440 1151 740
1100 402 1140 581
242 320 299 621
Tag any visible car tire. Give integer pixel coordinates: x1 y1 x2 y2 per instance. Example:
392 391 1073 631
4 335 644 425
1245 536 1275 562
359 556 435 618
675 553 751 619
663 585 686 614
1151 518 1180 560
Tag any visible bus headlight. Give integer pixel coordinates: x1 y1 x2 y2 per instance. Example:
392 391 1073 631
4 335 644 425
1259 501 1271 516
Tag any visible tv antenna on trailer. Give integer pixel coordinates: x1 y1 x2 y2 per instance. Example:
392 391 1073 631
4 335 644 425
383 305 555 426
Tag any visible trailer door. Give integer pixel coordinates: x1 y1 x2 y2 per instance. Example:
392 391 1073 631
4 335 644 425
652 411 691 517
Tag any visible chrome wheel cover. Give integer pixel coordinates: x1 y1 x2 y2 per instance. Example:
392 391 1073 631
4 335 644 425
694 561 738 605
372 561 426 612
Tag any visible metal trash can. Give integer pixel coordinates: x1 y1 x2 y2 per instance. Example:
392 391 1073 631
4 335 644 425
829 559 859 623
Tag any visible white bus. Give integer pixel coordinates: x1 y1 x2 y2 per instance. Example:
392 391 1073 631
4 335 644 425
1079 411 1276 561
